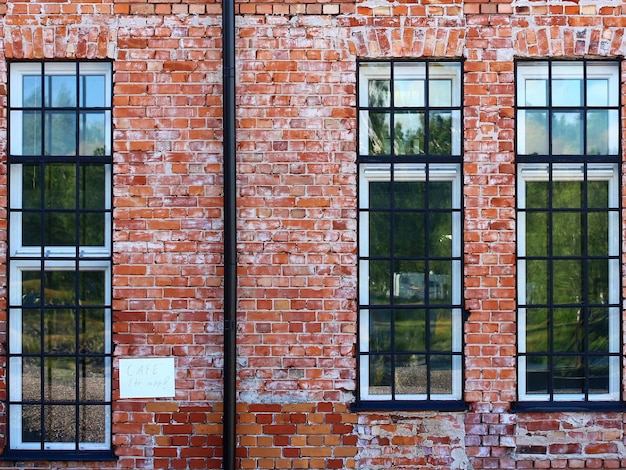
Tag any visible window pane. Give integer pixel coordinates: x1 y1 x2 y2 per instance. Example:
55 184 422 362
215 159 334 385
396 354 426 395
552 212 582 256
45 309 75 353
79 270 105 304
45 111 77 156
22 309 41 354
429 261 452 303
553 355 584 394
23 358 42 401
79 309 107 354
44 357 76 401
429 212 452 257
588 259 609 303
519 110 548 155
368 78 390 108
587 180 609 208
369 212 390 257
553 180 583 208
430 309 452 351
370 181 391 208
22 405 43 442
22 164 42 209
80 75 106 107
552 112 583 155
429 79 452 107
428 111 452 155
587 78 609 107
525 212 549 256
21 111 42 156
80 213 106 246
45 213 77 246
79 112 107 156
553 259 583 303
46 75 76 107
430 62 461 106
43 271 76 305
587 110 618 155
429 181 452 208
394 212 425 257
369 261 390 304
525 308 549 352
588 356 609 394
525 79 547 107
552 79 582 107
369 355 391 395
44 405 76 442
394 181 425 209
394 79 424 107
587 212 608 256
46 164 76 209
526 260 548 304
526 181 549 208
393 271 425 303
395 309 426 351
430 355 453 394
365 111 390 155
23 75 42 107
394 111 424 155
79 405 107 443
588 308 609 352
79 358 106 401
552 307 583 352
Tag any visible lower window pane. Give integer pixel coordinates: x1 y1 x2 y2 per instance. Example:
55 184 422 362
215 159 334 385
430 355 453 394
79 405 107 443
369 355 391 395
526 356 548 394
396 354 426 395
44 357 76 401
553 355 584 394
44 405 76 443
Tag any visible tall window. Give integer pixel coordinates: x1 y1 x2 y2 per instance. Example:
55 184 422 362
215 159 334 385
357 61 463 408
516 60 621 405
7 62 113 457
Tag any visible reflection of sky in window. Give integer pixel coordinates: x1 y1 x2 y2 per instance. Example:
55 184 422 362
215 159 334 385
394 79 424 107
429 80 452 107
81 76 106 108
46 75 77 108
552 79 581 107
525 79 546 107
23 76 42 107
587 79 609 107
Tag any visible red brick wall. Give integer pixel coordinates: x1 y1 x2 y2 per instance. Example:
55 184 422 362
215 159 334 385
0 0 623 468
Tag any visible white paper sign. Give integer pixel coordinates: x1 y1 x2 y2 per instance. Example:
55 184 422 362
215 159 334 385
119 357 175 398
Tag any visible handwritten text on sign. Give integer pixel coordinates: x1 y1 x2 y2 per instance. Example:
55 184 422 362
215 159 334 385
119 358 175 398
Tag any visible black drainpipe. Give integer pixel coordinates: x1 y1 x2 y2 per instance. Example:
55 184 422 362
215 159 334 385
222 0 237 468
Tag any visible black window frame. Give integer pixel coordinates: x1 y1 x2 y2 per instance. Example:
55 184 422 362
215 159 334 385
354 59 467 411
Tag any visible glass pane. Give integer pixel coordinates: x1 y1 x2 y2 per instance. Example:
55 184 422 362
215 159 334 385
44 405 76 442
79 405 106 443
45 111 77 156
588 259 609 304
45 309 75 353
79 112 107 156
369 310 391 352
22 309 41 354
79 309 106 354
22 271 42 306
526 260 548 304
553 260 583 304
45 164 76 209
79 357 106 401
22 164 42 209
525 79 547 107
79 165 106 209
526 211 549 256
525 308 549 352
430 309 452 351
588 308 609 352
46 75 76 107
430 355 453 394
80 213 106 246
367 111 390 155
369 261 390 304
368 78 390 108
394 111 424 155
79 270 105 305
22 405 43 442
552 79 582 107
553 307 583 352
587 110 618 155
23 75 42 107
520 110 548 155
369 355 391 394
22 111 42 156
396 354 426 395
553 181 582 208
44 270 76 306
23 357 42 401
587 212 608 256
526 181 549 208
587 79 609 107
370 181 391 209
428 112 452 155
428 260 452 303
588 356 609 394
429 181 452 209
552 112 583 155
429 79 452 107
394 79 424 107
526 355 548 394
588 180 608 208
393 271 425 303
429 212 452 257
394 181 425 209
369 212 390 257
44 357 76 401
80 75 106 108
553 355 584 394
552 212 582 256
395 309 426 352
394 212 425 257
45 212 77 246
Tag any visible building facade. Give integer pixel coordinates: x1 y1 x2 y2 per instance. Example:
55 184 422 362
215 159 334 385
0 0 624 468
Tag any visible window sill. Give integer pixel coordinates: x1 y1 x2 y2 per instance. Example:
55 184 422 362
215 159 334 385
351 400 469 412
1 450 116 462
511 401 626 413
